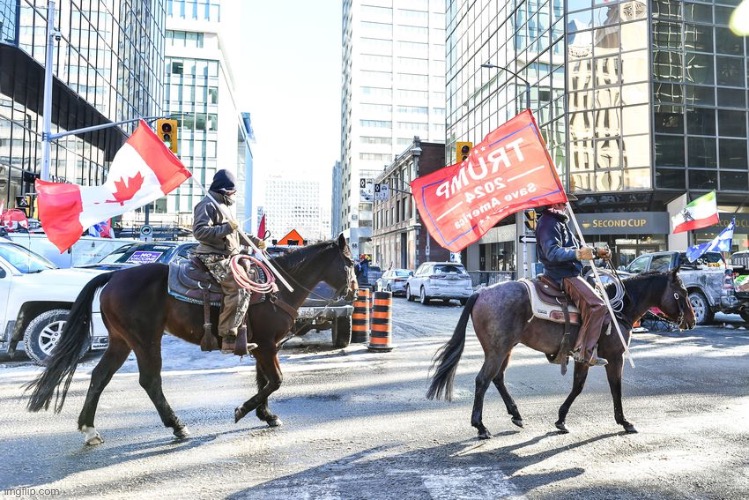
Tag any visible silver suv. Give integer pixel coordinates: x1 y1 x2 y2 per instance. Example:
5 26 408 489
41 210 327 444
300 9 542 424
406 261 473 305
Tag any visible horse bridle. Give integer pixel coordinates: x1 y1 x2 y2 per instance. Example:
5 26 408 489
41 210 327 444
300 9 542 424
605 261 688 328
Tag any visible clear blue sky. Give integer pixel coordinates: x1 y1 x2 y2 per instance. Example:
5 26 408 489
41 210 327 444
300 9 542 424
236 0 342 188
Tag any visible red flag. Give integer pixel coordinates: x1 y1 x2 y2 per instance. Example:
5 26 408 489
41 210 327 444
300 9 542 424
36 120 192 252
1 208 29 232
257 214 267 239
411 110 568 252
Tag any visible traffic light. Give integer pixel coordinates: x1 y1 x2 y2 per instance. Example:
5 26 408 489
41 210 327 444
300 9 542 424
524 210 538 232
156 118 179 154
456 141 472 164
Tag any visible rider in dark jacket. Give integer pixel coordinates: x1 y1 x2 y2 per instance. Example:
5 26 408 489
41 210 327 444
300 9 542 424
193 169 265 354
535 196 611 367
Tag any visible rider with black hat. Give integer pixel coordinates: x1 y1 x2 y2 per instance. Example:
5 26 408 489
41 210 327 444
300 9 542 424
193 169 266 354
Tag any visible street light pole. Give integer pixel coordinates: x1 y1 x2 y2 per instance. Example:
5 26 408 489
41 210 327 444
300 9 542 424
481 63 531 111
481 62 533 278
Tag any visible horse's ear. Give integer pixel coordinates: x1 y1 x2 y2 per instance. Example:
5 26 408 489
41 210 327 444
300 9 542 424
337 233 347 251
670 267 680 278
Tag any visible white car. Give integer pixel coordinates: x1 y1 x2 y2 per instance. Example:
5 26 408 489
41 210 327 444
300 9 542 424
376 268 413 295
0 240 109 365
405 262 473 305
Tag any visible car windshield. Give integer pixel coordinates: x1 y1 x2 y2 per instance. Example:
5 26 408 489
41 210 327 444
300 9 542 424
0 242 57 273
433 264 466 274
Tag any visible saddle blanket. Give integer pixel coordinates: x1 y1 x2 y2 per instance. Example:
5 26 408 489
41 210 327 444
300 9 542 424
519 278 580 325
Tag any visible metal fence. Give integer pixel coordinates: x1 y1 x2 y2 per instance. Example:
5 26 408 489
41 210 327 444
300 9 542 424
468 271 515 288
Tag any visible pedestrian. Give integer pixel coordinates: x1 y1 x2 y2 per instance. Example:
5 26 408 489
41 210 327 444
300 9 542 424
193 169 266 354
535 194 611 366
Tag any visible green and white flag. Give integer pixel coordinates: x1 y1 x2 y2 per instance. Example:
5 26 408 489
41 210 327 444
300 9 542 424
671 191 719 234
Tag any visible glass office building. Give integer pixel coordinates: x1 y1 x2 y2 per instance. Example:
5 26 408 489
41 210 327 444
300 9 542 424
447 0 749 272
0 0 166 215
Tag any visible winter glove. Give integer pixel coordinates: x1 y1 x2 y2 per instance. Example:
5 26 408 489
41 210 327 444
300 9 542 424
256 239 267 250
227 220 239 231
575 247 594 261
596 247 612 260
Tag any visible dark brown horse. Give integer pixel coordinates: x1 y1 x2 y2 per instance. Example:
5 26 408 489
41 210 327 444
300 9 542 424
27 235 357 445
427 269 695 438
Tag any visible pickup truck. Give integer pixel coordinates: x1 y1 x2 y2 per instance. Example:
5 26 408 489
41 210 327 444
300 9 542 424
619 251 737 325
0 240 110 365
267 246 353 347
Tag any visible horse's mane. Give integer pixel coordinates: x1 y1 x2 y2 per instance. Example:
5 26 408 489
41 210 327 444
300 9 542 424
604 270 672 304
269 240 341 274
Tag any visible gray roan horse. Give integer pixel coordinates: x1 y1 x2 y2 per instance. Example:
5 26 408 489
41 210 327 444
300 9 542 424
427 269 695 438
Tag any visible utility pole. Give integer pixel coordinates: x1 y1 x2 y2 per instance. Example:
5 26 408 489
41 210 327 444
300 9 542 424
41 0 57 181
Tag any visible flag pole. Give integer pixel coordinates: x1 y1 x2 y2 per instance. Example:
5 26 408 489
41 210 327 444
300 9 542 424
565 202 635 368
192 178 294 292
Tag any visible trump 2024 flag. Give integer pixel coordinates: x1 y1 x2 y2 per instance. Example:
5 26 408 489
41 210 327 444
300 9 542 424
36 120 191 252
410 110 569 253
671 190 719 234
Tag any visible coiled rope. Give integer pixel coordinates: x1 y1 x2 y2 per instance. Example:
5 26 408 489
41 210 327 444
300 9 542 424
229 254 276 294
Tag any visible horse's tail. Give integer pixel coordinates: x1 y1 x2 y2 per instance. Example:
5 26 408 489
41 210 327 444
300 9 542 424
26 272 115 413
426 292 480 401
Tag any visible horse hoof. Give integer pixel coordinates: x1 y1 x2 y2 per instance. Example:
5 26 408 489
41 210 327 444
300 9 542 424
234 407 246 423
174 426 191 440
81 425 103 446
267 417 283 428
511 418 524 428
624 424 638 434
555 422 569 434
477 430 492 440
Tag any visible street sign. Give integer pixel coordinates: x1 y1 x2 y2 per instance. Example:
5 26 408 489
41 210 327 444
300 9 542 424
519 235 536 244
359 178 374 201
374 183 390 201
139 225 153 241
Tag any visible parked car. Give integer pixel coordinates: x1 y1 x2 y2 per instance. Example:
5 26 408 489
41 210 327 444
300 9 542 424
0 240 110 365
367 265 383 287
266 246 354 347
375 268 412 295
8 233 137 268
81 241 198 270
405 262 473 305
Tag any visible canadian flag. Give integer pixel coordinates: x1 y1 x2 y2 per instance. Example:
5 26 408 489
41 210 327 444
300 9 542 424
36 120 192 251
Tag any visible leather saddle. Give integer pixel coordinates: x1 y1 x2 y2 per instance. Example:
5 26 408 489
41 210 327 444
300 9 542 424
519 275 580 325
167 256 265 307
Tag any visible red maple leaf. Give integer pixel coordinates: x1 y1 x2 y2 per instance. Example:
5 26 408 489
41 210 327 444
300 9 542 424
106 172 145 205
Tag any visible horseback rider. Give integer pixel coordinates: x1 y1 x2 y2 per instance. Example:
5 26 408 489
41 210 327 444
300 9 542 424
535 194 612 367
193 169 266 354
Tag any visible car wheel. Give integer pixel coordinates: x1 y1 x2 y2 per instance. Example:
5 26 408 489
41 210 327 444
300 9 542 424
420 287 430 305
23 308 70 366
688 292 713 325
406 285 415 302
332 316 352 348
459 298 468 306
740 310 749 323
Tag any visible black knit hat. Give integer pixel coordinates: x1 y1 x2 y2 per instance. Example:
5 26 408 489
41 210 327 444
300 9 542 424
210 169 236 194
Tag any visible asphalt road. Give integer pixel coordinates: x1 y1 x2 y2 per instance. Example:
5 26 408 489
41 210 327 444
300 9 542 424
1 297 748 499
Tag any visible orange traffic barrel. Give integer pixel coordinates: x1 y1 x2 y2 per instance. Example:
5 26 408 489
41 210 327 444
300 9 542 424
368 291 394 352
352 288 370 343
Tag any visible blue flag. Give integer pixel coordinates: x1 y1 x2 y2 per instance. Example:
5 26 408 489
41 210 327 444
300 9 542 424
686 218 735 263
